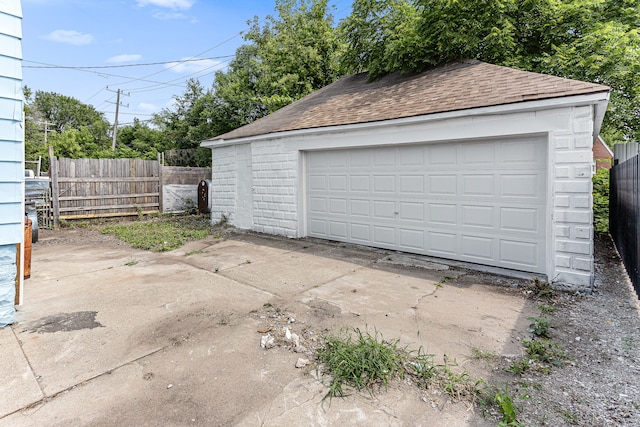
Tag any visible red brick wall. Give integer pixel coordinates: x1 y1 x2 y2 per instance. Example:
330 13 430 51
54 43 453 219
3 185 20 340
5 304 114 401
593 138 612 170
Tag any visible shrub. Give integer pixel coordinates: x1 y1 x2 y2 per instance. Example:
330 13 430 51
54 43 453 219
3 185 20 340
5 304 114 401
593 168 610 232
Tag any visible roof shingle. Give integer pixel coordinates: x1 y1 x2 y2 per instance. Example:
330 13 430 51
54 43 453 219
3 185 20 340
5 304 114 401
208 60 609 141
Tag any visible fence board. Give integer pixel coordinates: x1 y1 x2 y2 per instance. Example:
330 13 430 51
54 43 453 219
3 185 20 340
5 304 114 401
50 156 161 223
610 154 640 297
47 155 212 224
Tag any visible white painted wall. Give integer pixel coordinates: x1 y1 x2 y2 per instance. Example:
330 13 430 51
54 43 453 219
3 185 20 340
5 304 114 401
208 95 606 291
0 0 23 325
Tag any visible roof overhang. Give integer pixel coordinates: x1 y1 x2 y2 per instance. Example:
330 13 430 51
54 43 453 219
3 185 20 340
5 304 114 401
201 91 610 149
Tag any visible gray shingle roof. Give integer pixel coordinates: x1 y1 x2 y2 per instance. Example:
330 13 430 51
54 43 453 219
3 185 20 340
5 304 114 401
207 60 609 142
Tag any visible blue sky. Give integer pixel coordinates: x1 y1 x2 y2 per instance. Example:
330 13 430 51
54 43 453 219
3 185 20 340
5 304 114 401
21 0 352 126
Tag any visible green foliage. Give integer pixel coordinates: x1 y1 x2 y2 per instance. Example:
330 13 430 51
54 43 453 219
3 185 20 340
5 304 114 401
316 327 407 399
528 316 554 338
593 168 610 232
339 0 640 141
100 215 213 252
494 385 523 426
523 338 565 366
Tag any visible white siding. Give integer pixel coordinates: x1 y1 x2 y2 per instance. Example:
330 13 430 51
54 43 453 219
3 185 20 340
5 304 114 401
0 1 22 325
210 100 601 292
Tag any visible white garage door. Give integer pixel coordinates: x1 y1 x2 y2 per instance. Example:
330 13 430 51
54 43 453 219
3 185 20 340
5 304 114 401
306 137 547 274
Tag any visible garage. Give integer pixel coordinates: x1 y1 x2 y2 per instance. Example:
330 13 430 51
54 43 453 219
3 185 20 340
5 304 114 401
202 60 610 291
306 137 547 273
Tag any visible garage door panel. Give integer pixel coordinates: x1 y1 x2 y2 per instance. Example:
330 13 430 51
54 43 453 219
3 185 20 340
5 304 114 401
399 175 424 194
501 140 541 165
462 142 495 165
351 199 370 217
373 200 395 219
399 228 424 250
350 175 370 192
374 148 396 166
461 205 494 228
501 174 540 198
309 219 327 235
500 207 539 232
500 240 539 268
329 198 347 215
309 197 327 214
329 221 348 238
462 174 495 196
461 235 494 260
373 175 395 192
329 175 347 191
349 150 371 167
306 137 547 274
429 175 457 195
309 175 327 191
428 203 457 225
428 231 457 255
399 146 425 166
373 225 395 245
398 201 424 222
428 145 457 166
350 222 370 239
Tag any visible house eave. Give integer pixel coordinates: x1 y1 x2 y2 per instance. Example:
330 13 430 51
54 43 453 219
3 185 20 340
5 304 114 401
200 91 610 148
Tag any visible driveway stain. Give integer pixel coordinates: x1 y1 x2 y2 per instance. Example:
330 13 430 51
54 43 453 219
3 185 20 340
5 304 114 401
26 311 104 333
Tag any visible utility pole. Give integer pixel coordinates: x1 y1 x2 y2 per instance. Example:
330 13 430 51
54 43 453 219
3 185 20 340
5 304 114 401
43 121 53 144
106 87 129 150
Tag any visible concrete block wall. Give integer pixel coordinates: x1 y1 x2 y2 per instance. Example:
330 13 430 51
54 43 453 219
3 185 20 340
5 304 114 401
210 145 237 223
549 105 595 290
251 141 298 237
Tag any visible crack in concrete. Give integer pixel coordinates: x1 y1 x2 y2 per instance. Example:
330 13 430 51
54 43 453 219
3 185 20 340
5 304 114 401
0 346 164 420
11 325 45 398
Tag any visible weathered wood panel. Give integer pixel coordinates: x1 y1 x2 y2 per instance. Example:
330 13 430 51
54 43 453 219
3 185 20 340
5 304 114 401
52 157 160 221
161 166 211 213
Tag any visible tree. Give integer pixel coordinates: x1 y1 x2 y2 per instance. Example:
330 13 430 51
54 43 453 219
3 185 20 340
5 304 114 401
339 0 640 143
154 0 344 141
24 88 113 165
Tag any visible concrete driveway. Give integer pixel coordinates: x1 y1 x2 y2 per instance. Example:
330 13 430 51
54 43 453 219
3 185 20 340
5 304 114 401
0 230 538 426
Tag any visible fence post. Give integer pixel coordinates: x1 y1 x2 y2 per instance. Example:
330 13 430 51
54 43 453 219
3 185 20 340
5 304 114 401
157 153 164 214
48 146 60 229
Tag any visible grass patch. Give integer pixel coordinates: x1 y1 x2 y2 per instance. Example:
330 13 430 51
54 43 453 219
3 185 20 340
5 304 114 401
316 327 407 399
523 338 565 366
100 214 214 252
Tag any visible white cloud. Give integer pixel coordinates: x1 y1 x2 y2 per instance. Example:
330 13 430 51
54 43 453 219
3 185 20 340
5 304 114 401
152 11 187 20
136 0 194 10
137 102 158 113
107 54 142 63
44 30 93 45
164 58 224 74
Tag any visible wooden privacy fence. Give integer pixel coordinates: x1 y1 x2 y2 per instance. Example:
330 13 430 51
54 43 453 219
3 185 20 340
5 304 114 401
48 150 211 226
50 154 160 224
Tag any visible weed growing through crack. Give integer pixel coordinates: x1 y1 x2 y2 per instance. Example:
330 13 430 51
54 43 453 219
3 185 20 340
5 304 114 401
523 338 565 366
527 278 555 299
622 336 636 351
528 316 555 338
124 260 138 267
469 346 498 361
492 385 523 427
316 327 406 400
506 359 531 375
315 327 528 425
185 249 205 256
537 304 556 314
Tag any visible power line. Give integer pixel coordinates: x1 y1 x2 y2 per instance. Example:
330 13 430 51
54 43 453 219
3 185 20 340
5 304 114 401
23 55 235 70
